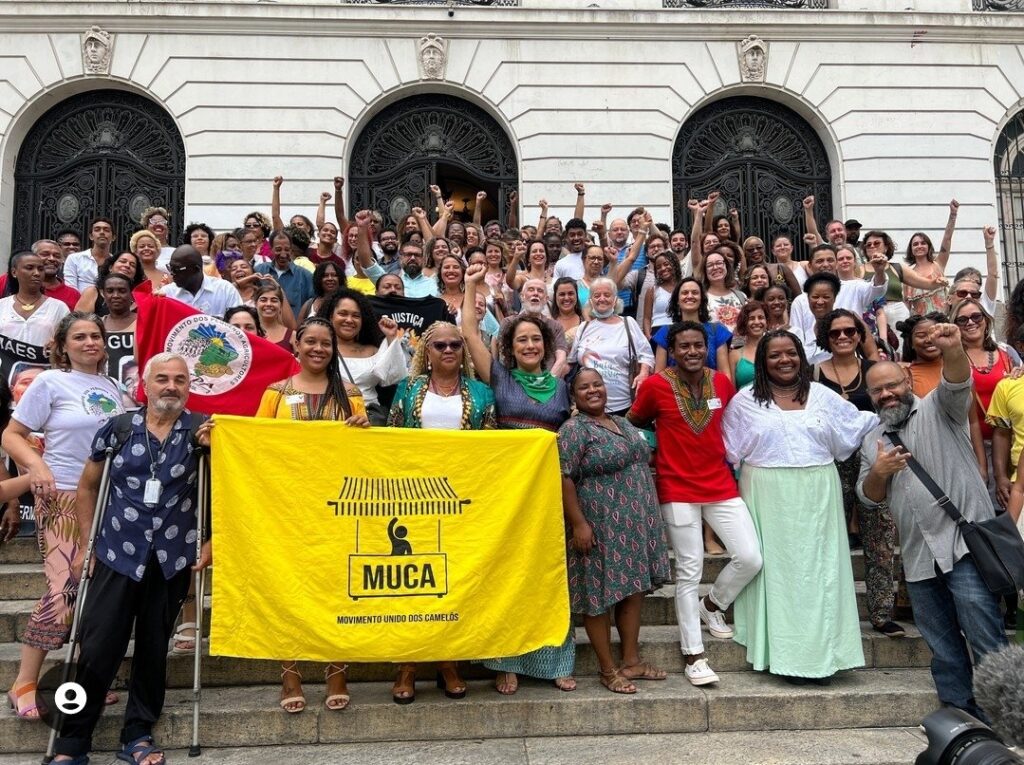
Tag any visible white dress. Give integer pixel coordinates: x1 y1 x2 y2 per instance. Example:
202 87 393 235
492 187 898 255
338 337 408 406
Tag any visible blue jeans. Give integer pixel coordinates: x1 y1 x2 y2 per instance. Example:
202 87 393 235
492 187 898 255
906 555 1008 724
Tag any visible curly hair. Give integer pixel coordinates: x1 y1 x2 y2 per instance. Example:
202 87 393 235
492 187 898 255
129 229 160 255
50 311 107 372
897 311 947 363
814 308 866 355
735 300 767 338
224 306 265 338
863 230 895 261
754 283 791 304
666 320 708 351
244 211 272 238
1005 279 1024 347
408 322 474 379
95 252 144 290
139 206 169 230
312 260 346 298
652 251 683 286
272 225 311 256
668 277 710 324
742 264 772 297
316 288 384 347
184 222 215 248
752 329 811 408
802 271 841 297
702 248 737 290
497 314 554 370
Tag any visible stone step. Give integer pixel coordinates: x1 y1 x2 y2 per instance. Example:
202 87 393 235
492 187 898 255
0 622 932 691
0 537 38 565
0 669 939 754
0 728 931 765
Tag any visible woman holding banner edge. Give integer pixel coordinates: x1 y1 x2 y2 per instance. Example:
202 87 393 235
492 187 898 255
387 320 496 703
255 316 369 713
462 262 577 695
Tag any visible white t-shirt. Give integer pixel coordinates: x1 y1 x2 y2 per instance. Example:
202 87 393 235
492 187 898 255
420 390 464 430
553 252 585 281
12 369 124 490
0 296 70 348
569 316 655 413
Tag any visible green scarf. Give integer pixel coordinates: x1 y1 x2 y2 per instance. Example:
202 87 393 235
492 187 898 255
510 367 559 404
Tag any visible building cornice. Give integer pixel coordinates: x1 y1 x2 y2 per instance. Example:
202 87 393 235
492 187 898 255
1 2 1023 43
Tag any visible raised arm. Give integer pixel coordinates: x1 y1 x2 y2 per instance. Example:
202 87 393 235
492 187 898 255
316 191 330 230
900 264 948 290
472 190 486 226
936 199 958 272
333 177 349 232
412 207 434 241
504 239 525 290
610 212 651 285
433 200 452 239
729 206 742 243
983 225 1000 306
462 263 494 385
537 198 549 233
573 183 586 221
688 198 705 280
271 176 285 232
803 195 823 246
506 190 519 230
703 190 720 236
354 210 378 269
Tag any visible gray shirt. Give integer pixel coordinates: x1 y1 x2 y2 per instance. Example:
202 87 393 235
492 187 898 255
856 375 995 582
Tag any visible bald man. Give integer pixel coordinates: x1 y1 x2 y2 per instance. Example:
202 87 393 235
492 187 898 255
160 244 243 316
857 325 1007 723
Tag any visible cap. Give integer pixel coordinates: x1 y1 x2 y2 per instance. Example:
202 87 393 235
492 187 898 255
844 219 862 228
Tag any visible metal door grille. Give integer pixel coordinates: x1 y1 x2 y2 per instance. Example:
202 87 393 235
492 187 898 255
996 110 1024 298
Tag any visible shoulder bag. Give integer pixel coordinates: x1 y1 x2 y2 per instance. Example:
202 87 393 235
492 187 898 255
886 430 1024 595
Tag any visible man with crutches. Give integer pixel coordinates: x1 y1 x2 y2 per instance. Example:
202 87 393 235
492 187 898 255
49 352 212 765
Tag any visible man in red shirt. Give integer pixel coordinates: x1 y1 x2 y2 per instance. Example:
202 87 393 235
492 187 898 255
629 321 762 687
0 240 80 309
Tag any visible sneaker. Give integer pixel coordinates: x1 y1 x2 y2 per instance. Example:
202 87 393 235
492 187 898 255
872 620 906 639
684 658 719 686
699 598 734 639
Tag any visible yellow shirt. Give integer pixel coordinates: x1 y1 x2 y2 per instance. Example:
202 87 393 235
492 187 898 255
986 376 1024 480
256 380 366 421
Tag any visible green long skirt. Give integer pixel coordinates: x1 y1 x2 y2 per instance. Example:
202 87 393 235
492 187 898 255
732 463 865 678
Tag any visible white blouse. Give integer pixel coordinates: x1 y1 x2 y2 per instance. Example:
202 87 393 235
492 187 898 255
722 382 878 468
338 337 408 406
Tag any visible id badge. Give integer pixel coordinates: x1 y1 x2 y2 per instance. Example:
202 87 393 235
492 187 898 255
708 397 723 410
144 478 162 507
285 394 304 406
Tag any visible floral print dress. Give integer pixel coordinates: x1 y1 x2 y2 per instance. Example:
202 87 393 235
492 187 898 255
557 415 670 616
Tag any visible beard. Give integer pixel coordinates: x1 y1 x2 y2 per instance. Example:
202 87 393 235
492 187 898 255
381 242 398 257
522 298 545 315
152 395 185 415
876 391 915 427
403 263 422 279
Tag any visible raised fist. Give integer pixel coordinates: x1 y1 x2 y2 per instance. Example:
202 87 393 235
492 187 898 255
273 176 284 188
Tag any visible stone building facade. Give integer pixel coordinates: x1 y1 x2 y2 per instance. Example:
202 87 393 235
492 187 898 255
1 0 1022 291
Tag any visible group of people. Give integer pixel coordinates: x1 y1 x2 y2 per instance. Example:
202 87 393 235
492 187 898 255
0 179 1020 765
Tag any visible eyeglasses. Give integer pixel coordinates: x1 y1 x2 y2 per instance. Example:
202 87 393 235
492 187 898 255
59 240 80 248
867 381 905 396
828 327 859 341
170 264 195 274
864 240 885 248
148 217 167 226
954 312 985 327
430 340 464 352
954 289 982 300
244 222 262 228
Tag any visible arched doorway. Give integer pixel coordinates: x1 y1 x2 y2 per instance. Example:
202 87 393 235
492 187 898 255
349 94 518 228
995 109 1024 296
672 96 833 244
12 90 185 252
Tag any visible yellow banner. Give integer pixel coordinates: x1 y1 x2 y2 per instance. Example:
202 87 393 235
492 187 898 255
208 415 570 662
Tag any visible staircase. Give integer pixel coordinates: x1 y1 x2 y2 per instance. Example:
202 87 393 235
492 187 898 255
0 537 939 763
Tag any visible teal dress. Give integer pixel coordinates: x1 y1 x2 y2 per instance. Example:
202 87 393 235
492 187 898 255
735 356 755 389
387 374 496 430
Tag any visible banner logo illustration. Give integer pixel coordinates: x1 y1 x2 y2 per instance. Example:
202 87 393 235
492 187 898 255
329 477 471 600
165 316 252 395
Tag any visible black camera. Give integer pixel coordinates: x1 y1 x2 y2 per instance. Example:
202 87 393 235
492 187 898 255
916 707 1022 764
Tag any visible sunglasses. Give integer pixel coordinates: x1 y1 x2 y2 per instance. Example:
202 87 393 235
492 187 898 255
828 327 859 341
170 264 196 274
954 289 982 300
244 222 262 228
430 340 464 352
954 312 985 327
59 240 80 247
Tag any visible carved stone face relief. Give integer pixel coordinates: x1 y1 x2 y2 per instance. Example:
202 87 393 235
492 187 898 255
738 35 767 83
418 34 447 80
82 26 113 75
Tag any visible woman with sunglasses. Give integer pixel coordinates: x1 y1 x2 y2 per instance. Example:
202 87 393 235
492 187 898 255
903 200 959 316
812 309 903 637
385 322 495 704
256 317 368 715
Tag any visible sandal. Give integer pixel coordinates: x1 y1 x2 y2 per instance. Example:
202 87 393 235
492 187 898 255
324 664 350 711
621 661 667 681
553 676 577 692
392 663 416 705
7 681 40 719
171 622 197 655
600 668 637 695
279 663 305 713
494 671 518 695
114 734 165 765
435 661 466 699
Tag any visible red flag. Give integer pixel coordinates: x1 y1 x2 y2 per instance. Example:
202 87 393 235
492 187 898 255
134 293 299 416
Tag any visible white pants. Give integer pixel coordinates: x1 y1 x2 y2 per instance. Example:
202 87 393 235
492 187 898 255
661 498 763 655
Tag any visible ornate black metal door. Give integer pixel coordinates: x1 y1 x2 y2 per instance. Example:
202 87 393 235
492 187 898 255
995 109 1024 297
349 94 518 227
13 90 185 251
673 96 832 245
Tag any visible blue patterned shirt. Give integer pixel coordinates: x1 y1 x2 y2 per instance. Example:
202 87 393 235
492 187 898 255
90 409 205 582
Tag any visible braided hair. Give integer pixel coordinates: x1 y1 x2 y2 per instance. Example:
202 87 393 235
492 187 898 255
751 329 812 408
295 316 352 420
897 311 947 363
409 322 474 379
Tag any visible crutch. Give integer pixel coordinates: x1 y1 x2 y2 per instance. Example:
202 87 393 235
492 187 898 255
188 448 210 758
43 445 116 765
